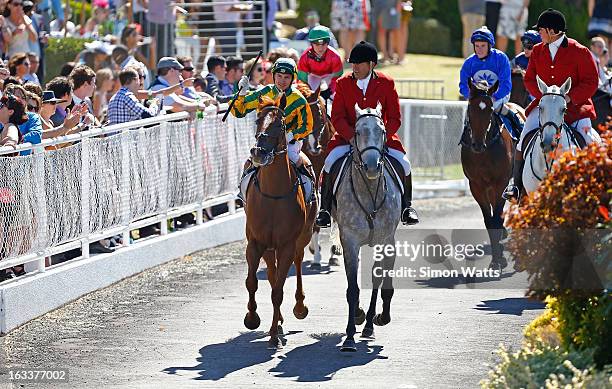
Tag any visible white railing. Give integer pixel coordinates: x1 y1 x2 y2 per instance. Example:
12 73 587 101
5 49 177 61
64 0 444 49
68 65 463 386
399 99 468 179
0 106 256 274
395 79 446 100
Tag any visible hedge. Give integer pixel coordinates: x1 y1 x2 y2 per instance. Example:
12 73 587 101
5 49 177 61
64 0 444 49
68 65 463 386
44 37 91 83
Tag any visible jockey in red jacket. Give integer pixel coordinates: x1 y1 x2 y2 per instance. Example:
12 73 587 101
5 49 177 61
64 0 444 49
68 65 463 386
297 25 344 100
315 41 419 227
503 8 601 200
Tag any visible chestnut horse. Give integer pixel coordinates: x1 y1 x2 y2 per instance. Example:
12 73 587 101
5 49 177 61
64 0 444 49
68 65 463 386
243 94 317 349
461 79 522 271
296 83 342 268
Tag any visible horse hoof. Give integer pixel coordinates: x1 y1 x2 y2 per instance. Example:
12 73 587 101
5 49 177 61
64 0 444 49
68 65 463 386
361 326 374 339
328 257 340 266
293 304 309 320
331 245 342 256
268 336 282 350
244 312 260 330
310 262 321 270
340 338 357 352
373 313 391 326
355 307 366 325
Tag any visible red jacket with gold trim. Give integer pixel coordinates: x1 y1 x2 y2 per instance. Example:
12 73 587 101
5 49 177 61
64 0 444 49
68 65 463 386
328 71 404 153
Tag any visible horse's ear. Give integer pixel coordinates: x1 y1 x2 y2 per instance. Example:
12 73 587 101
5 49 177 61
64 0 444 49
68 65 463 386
278 93 287 110
468 77 474 90
560 77 572 95
375 101 383 116
354 103 362 117
536 75 548 94
314 86 321 99
258 95 264 105
489 80 499 95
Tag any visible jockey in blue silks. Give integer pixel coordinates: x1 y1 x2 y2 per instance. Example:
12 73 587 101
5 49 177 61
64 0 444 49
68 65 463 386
459 26 523 141
511 30 542 71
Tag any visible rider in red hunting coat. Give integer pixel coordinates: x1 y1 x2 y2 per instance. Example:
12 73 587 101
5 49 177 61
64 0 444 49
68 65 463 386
315 41 419 228
503 8 601 200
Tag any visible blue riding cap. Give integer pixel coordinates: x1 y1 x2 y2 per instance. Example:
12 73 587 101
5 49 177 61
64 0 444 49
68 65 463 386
521 30 542 45
471 26 495 46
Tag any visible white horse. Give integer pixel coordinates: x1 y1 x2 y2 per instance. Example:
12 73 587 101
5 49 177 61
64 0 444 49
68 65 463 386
523 76 581 194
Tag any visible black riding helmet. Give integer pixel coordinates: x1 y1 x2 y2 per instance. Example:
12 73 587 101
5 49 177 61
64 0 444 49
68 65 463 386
348 41 378 64
532 8 566 32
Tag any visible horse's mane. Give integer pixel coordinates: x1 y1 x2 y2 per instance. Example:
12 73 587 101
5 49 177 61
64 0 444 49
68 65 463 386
546 85 562 95
295 82 313 98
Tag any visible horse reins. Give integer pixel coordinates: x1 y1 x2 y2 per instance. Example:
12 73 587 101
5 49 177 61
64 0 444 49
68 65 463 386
351 113 388 233
466 94 502 149
252 105 301 200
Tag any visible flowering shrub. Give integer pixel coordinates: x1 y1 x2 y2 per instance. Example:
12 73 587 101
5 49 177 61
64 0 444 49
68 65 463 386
505 131 611 296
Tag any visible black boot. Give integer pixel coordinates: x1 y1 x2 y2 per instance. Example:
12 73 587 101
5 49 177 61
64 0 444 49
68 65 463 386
401 173 419 225
297 164 315 203
502 158 525 200
315 170 333 228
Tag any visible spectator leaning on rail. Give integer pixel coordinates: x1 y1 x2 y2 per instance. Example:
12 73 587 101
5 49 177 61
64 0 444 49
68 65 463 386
205 55 232 104
503 8 601 200
297 25 343 100
459 26 523 142
3 83 41 155
108 68 160 125
46 76 72 126
149 57 212 113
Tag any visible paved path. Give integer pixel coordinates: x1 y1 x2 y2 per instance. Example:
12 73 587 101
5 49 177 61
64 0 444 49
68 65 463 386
0 197 544 388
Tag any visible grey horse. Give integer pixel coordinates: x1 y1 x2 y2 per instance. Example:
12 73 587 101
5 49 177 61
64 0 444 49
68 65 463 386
332 103 402 352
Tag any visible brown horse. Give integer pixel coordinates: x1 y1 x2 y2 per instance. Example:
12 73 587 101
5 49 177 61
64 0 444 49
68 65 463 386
510 70 530 108
461 79 521 270
297 83 342 268
243 94 317 349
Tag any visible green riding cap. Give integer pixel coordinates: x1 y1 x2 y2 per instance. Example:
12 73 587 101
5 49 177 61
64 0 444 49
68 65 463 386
308 25 331 44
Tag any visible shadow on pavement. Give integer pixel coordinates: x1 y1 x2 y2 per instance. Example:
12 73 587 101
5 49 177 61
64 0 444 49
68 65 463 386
474 297 545 316
256 261 337 281
163 330 296 381
269 333 387 382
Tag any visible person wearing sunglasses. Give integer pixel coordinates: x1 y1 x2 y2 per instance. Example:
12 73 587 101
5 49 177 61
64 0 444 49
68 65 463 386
243 57 266 91
510 30 542 73
297 25 343 100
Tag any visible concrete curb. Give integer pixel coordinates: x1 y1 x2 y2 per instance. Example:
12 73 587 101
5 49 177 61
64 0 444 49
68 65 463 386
0 212 246 335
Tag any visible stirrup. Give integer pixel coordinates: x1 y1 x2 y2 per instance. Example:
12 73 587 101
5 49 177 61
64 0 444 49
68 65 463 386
315 210 331 228
502 185 519 201
401 207 419 225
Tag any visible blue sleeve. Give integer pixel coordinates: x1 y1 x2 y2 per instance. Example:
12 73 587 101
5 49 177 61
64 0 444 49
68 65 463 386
493 52 512 100
20 115 42 145
459 60 471 99
51 0 64 20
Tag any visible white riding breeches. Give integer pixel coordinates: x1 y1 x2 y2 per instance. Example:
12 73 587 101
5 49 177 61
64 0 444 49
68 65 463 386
288 139 303 164
324 145 412 175
517 110 601 152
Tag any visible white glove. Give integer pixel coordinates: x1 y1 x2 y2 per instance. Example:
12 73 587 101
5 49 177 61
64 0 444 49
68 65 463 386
238 76 249 96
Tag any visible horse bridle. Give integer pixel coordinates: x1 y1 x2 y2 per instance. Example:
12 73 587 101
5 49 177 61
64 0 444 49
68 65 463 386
466 93 500 148
535 92 568 174
350 112 388 232
255 105 287 157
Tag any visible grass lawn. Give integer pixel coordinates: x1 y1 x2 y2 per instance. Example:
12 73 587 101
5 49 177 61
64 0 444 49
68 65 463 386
343 53 464 101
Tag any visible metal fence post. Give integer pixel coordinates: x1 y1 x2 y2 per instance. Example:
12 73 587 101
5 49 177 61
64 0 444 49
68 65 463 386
33 145 48 272
194 118 205 225
80 137 90 259
120 129 131 245
159 121 169 235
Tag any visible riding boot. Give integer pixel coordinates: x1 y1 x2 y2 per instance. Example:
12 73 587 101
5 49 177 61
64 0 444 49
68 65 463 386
401 173 419 225
297 164 315 203
315 170 333 227
501 110 523 140
502 156 525 200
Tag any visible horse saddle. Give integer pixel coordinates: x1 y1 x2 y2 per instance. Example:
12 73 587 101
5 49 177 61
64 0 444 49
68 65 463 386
331 150 404 198
497 110 523 141
238 159 316 205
